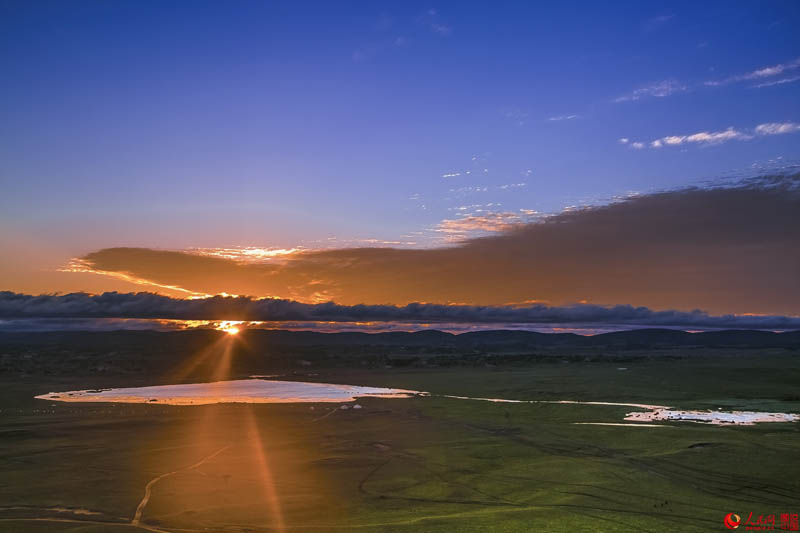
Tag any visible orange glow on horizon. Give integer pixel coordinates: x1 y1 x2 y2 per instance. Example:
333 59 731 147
217 321 243 335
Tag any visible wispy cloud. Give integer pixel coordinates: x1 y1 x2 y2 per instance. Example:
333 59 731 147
430 23 452 36
651 127 752 148
624 122 800 149
501 108 529 125
754 122 800 135
440 154 497 182
435 211 528 238
617 57 800 98
619 138 646 150
419 9 452 36
745 59 799 79
548 114 580 122
615 79 686 103
705 57 800 87
449 203 489 212
449 185 488 194
753 75 800 88
352 11 449 62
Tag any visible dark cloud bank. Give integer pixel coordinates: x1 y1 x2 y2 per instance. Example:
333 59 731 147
76 174 800 316
1 291 799 330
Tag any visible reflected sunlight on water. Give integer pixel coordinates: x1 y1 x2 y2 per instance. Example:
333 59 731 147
37 379 421 405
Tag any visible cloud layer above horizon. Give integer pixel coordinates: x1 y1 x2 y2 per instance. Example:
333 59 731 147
66 175 800 316
2 291 800 331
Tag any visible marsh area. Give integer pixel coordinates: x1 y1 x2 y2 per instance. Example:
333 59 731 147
1 330 799 532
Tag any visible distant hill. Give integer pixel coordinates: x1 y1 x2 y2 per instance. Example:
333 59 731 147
1 328 799 350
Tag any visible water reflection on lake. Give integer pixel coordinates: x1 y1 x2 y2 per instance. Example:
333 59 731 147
37 379 420 405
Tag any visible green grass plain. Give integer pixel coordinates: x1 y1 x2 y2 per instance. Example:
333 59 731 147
1 354 799 532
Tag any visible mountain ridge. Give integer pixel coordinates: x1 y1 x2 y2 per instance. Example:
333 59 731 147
1 327 799 349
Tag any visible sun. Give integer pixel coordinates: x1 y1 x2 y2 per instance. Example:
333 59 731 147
217 321 243 335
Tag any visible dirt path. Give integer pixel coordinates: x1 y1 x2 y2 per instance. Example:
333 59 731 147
131 444 232 527
0 517 173 532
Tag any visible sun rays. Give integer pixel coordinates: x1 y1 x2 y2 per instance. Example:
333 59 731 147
167 323 251 384
136 328 286 531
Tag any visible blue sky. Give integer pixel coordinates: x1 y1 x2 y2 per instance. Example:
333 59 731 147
1 1 799 295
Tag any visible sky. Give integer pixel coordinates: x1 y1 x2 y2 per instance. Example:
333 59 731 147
1 1 799 325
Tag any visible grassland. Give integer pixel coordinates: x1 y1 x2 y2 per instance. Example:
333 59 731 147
0 340 799 532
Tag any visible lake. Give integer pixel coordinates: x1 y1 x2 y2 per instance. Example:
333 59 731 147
36 379 420 405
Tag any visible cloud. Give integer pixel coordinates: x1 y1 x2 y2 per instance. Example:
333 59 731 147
501 108 529 125
449 185 488 194
418 9 452 36
753 75 800 89
189 247 302 263
352 11 442 62
435 212 531 240
651 127 752 147
3 291 800 330
627 122 800 149
619 139 646 150
66 175 800 315
430 23 452 36
548 114 580 122
705 57 800 87
747 59 800 79
615 80 686 102
754 122 800 136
